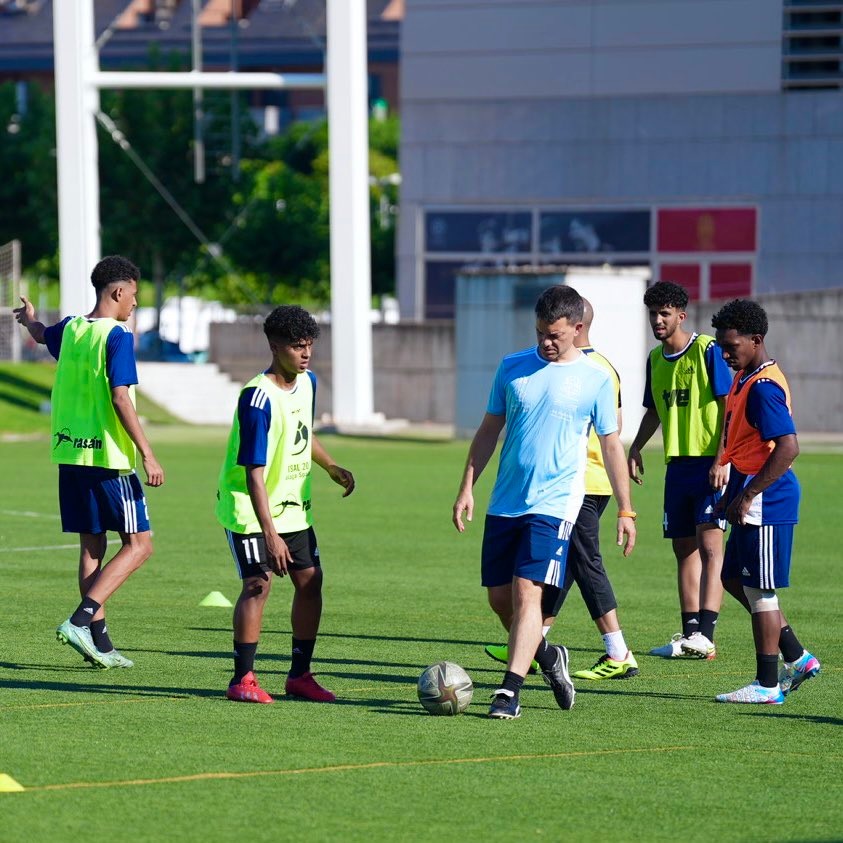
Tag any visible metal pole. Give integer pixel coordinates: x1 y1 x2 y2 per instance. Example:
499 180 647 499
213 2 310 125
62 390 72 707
11 239 21 362
54 0 101 317
192 0 205 184
91 71 325 90
327 0 374 425
230 0 241 181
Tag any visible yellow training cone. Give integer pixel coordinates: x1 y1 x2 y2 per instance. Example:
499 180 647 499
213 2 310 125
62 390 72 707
199 591 233 608
0 774 24 792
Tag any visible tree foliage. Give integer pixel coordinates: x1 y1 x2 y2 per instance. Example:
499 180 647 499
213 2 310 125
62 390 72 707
0 83 58 267
0 79 399 307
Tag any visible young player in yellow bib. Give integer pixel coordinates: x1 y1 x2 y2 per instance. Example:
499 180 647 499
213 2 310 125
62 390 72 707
216 306 355 704
14 256 164 669
628 282 732 659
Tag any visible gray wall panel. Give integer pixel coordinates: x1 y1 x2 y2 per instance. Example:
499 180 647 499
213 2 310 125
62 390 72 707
592 46 781 96
593 0 781 47
403 4 592 53
402 53 592 101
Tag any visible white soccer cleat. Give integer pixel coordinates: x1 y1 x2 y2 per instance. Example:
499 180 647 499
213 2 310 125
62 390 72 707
715 680 784 704
649 633 696 658
680 632 716 660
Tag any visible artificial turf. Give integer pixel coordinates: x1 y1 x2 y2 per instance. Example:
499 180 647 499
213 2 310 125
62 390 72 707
0 432 841 842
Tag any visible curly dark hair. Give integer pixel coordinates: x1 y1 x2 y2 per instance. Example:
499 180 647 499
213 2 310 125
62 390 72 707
90 255 140 293
643 281 689 311
535 285 583 324
263 305 320 344
711 299 768 338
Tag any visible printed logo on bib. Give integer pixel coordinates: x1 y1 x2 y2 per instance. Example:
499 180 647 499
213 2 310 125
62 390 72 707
54 427 103 451
292 420 309 456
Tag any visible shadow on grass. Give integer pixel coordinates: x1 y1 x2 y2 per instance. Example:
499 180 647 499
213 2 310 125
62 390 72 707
0 675 217 698
739 710 843 727
185 627 592 653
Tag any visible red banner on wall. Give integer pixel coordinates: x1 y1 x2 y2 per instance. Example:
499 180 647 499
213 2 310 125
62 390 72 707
658 264 701 300
657 208 756 253
710 263 752 299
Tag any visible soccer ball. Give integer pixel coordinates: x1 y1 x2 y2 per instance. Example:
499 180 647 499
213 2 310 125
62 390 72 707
417 661 473 715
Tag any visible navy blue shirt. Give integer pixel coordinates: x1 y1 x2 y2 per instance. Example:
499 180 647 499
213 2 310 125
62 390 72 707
44 316 138 388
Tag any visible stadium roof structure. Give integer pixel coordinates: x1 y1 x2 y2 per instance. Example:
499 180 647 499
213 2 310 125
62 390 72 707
0 0 400 74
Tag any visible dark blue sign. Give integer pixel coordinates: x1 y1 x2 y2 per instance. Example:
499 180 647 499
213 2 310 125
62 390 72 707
539 210 650 254
425 211 532 254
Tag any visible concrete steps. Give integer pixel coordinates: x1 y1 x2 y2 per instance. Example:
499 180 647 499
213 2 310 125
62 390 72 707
137 362 242 425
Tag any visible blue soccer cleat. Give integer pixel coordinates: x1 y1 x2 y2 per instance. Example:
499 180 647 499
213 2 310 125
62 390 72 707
779 651 820 696
488 690 521 719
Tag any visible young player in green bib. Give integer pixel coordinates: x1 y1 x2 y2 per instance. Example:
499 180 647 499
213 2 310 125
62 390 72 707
628 281 733 659
14 255 164 669
216 306 355 703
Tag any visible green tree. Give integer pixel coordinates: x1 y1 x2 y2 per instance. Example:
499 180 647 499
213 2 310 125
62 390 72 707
0 83 58 266
219 115 400 305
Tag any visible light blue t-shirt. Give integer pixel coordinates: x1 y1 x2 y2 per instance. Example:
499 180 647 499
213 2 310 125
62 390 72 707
486 347 618 521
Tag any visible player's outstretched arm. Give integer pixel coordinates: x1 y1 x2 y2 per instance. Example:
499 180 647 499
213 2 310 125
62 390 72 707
453 412 505 533
312 434 355 497
111 385 164 487
599 431 637 557
627 406 661 485
12 296 47 344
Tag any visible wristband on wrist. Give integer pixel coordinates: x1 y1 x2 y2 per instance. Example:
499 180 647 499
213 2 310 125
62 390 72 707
618 510 637 520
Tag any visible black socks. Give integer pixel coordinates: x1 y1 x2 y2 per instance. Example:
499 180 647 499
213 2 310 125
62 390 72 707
289 637 316 678
89 619 113 652
70 597 101 628
232 641 258 684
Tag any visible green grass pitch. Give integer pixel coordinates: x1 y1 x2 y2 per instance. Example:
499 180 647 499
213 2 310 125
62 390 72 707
0 430 841 841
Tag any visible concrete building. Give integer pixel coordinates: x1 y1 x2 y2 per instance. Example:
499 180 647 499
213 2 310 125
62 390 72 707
398 0 843 320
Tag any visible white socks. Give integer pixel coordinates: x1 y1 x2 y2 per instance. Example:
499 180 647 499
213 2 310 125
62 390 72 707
602 630 628 661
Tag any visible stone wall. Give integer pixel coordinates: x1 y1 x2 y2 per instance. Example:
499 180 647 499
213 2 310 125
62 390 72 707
209 286 843 432
209 320 455 424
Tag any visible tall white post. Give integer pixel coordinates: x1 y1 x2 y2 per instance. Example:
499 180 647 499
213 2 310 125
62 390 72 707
54 0 101 316
327 0 375 425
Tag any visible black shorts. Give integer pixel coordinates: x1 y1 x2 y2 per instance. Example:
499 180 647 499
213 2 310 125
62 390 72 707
224 527 320 579
542 494 617 620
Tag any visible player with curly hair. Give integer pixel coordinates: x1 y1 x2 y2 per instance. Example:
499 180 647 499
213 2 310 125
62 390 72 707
710 299 819 704
216 305 355 703
628 281 733 660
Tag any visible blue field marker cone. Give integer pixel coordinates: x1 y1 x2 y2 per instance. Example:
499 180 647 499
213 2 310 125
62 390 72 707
0 774 24 792
199 591 233 608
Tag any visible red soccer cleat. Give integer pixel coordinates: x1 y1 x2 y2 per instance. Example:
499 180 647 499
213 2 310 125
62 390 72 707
284 671 336 702
226 671 274 704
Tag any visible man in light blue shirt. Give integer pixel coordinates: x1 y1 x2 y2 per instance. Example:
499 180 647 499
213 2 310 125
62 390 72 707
453 285 637 719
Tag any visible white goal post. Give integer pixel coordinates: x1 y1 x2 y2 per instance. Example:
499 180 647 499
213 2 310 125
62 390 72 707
53 1 374 425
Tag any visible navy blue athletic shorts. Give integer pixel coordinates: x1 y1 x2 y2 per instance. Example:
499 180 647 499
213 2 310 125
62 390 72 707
663 457 726 539
58 464 150 534
481 513 572 588
722 522 793 589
